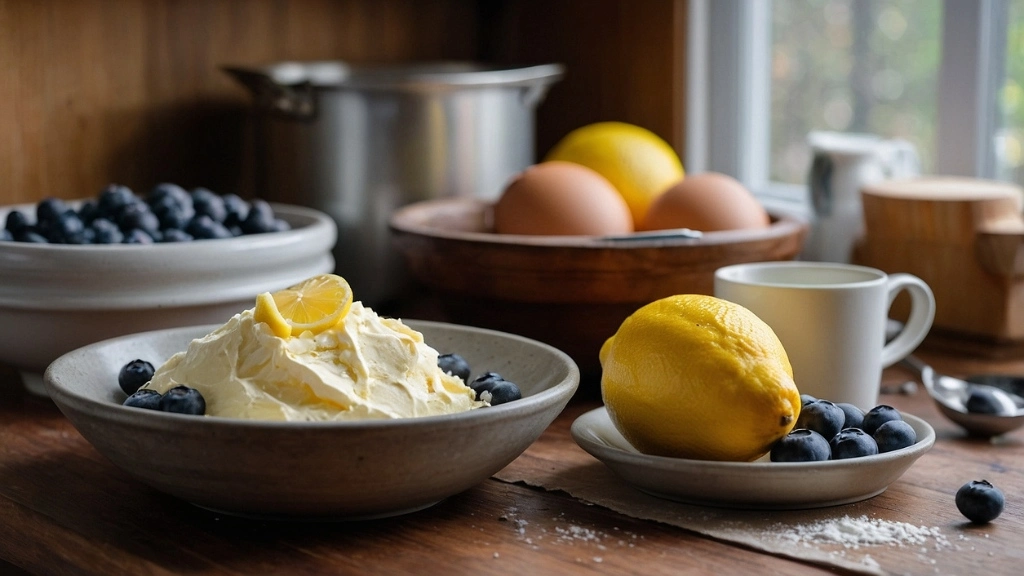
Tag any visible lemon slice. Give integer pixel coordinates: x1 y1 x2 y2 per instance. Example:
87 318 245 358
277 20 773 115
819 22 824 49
254 292 292 338
253 274 353 338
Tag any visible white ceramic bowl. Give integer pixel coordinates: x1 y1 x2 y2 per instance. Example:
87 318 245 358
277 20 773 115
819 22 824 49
0 201 336 394
572 406 935 510
43 320 579 520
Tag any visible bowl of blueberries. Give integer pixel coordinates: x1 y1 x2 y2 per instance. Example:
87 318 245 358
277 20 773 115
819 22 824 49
0 183 337 396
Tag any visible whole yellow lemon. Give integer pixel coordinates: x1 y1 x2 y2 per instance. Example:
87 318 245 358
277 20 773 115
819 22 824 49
545 122 684 226
600 294 800 461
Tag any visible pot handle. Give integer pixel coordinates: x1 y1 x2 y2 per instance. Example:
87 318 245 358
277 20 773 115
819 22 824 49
520 82 554 108
222 66 317 121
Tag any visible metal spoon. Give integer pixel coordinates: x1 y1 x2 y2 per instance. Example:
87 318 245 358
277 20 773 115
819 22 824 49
966 373 1024 396
900 354 1024 437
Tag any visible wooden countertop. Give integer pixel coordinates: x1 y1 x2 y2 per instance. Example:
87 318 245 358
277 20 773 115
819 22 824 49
2 346 1023 576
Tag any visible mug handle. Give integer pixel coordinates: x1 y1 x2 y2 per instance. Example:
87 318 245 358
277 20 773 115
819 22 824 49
880 273 936 368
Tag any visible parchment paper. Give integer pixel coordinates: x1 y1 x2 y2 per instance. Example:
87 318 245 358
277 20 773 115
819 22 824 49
493 410 959 576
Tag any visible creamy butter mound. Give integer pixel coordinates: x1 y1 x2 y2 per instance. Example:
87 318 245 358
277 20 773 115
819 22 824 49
142 302 486 421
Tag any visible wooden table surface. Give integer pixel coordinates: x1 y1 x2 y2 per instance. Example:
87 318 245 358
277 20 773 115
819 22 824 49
2 343 1023 576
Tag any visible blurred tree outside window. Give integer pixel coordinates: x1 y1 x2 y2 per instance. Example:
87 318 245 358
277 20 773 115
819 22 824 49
999 0 1024 183
691 0 1024 208
770 0 940 185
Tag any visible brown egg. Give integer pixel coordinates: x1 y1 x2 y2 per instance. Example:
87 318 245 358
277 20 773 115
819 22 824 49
640 172 770 232
493 161 634 236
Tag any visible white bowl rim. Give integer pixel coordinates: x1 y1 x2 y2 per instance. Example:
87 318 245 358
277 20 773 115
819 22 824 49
570 405 936 509
0 200 333 254
572 406 936 471
43 319 582 431
0 202 337 310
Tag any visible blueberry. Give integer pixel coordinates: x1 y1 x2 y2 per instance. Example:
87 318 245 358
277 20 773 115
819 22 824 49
273 218 292 232
36 197 68 225
50 211 88 244
482 380 522 405
222 193 250 227
160 228 194 242
149 184 195 227
240 199 277 234
90 218 124 244
861 405 902 435
97 184 136 217
34 198 69 241
186 214 233 239
116 201 161 237
955 480 1005 523
770 429 831 462
800 393 817 407
829 428 879 459
836 402 865 430
123 389 163 410
147 182 192 208
469 372 522 405
5 209 30 235
191 187 228 223
874 419 917 453
118 359 155 395
158 385 206 415
796 399 845 440
471 371 503 388
150 195 195 230
77 200 98 224
437 353 471 382
965 387 1007 415
123 228 154 244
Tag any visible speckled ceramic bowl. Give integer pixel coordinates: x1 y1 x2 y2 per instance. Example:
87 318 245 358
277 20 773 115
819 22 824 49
43 320 579 520
0 201 336 396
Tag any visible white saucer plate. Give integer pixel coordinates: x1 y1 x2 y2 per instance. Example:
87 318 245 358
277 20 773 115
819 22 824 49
571 407 935 510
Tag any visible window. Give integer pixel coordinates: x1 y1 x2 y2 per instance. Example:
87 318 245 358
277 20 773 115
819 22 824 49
999 0 1024 182
687 0 1016 216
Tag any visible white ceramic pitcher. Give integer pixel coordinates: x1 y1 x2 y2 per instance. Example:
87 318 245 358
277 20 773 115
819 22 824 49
803 131 920 263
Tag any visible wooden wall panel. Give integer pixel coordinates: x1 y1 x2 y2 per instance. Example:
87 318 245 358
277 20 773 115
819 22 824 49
0 0 689 208
0 0 481 205
483 0 688 160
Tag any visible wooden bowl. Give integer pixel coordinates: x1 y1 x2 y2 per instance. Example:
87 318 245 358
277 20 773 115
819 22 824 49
389 197 808 386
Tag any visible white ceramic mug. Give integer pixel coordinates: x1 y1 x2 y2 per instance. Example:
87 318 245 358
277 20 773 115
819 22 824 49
713 261 935 409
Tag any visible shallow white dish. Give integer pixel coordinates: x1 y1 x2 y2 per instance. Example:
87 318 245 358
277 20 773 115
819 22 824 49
43 320 579 520
571 406 935 510
0 201 335 395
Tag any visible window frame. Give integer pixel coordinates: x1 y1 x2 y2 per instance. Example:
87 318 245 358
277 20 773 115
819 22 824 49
685 0 1010 218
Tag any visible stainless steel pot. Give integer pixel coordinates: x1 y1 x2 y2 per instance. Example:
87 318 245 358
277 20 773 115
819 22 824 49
224 61 564 307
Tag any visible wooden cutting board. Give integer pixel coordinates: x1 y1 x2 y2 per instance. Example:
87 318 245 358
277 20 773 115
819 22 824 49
853 177 1024 342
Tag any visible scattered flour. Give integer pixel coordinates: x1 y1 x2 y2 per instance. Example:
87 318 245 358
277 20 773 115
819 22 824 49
497 507 642 558
497 507 953 572
773 515 951 551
